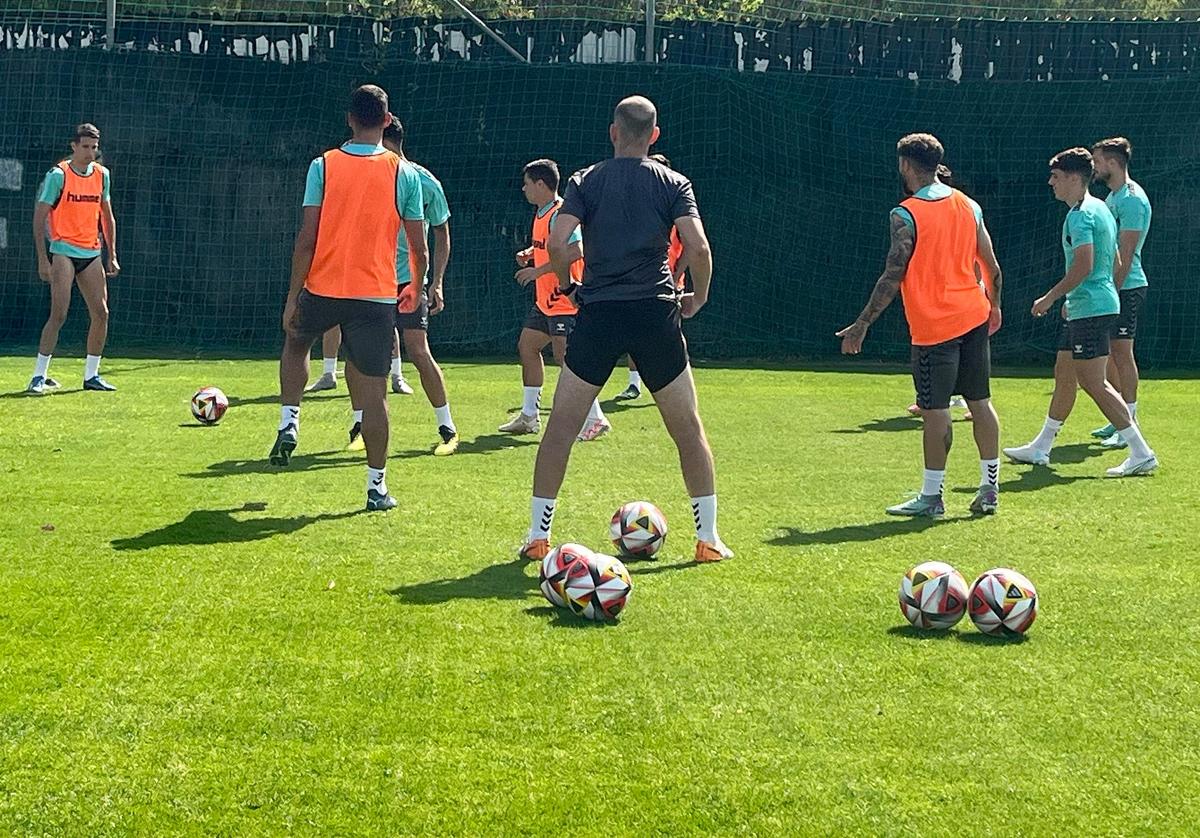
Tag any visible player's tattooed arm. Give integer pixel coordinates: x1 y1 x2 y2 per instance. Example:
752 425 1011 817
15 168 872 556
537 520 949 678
837 214 914 353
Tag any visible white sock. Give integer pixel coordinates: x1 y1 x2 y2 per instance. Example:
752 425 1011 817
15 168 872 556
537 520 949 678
279 405 299 432
84 354 101 380
352 409 363 425
1126 402 1138 423
1031 417 1063 452
522 386 541 417
391 356 402 378
322 357 337 376
434 403 455 432
587 399 605 422
367 466 387 496
629 370 642 389
922 469 945 498
1117 424 1153 460
530 496 556 541
980 458 1000 488
691 494 718 543
33 353 51 378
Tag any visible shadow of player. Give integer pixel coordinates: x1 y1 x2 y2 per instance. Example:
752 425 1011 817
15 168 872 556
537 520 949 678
831 415 923 434
182 450 361 478
766 515 972 547
388 433 538 460
111 503 361 550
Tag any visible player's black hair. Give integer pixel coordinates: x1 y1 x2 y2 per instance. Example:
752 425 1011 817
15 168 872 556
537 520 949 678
1091 137 1132 167
896 133 944 174
1049 147 1094 179
349 84 389 129
73 123 100 143
383 115 404 150
523 159 560 193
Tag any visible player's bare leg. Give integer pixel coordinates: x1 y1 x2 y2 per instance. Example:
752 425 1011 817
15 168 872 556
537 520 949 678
500 328 547 434
307 327 341 392
28 257 74 395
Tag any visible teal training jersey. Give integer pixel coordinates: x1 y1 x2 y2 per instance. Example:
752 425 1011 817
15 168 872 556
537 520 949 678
396 163 451 286
1104 178 1151 290
1062 193 1120 321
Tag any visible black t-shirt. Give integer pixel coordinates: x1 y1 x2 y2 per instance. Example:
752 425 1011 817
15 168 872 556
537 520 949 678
560 157 699 305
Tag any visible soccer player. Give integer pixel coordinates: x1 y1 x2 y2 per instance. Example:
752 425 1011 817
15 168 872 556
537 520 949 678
28 123 121 394
519 96 732 563
347 117 458 456
1088 137 1151 449
499 159 610 441
617 152 686 402
838 134 1004 517
1003 147 1157 477
306 326 414 394
271 85 429 510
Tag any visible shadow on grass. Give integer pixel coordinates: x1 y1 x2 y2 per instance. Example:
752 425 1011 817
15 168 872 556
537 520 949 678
524 605 615 628
956 631 1030 646
224 391 346 408
886 625 963 642
767 515 973 546
598 398 658 414
950 465 1098 495
1039 442 1110 465
388 558 535 604
388 433 538 460
183 449 360 478
831 416 923 434
111 503 360 550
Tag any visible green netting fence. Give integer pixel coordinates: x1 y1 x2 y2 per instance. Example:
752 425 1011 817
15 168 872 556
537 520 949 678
1 4 1199 365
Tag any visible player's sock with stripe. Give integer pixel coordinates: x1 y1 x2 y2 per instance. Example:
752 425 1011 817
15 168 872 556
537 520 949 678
434 403 455 434
84 354 101 380
522 386 540 417
279 405 299 433
980 458 1000 488
922 469 945 497
587 398 605 422
33 353 51 379
628 370 641 389
691 495 718 543
322 357 337 376
367 466 387 496
1031 417 1063 453
1117 423 1153 460
530 496 555 542
352 409 363 424
391 356 402 378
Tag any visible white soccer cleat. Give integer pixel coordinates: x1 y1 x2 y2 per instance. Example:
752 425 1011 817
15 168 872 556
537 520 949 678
1099 432 1128 450
577 418 612 442
498 412 540 434
305 372 337 392
1003 443 1050 466
1106 453 1158 478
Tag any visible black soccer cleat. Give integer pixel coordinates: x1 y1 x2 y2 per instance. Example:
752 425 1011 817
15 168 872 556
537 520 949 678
366 489 398 511
269 425 297 466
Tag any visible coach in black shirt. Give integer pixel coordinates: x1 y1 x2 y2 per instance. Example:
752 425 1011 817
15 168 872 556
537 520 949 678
518 95 733 565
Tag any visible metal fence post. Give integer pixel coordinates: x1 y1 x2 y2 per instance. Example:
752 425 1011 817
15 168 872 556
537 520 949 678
645 0 655 62
105 0 116 50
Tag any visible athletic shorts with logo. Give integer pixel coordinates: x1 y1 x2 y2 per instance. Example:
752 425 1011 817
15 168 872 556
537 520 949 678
565 298 688 393
911 318 991 410
293 288 394 377
1111 287 1146 340
1058 314 1118 361
523 305 576 338
396 285 430 331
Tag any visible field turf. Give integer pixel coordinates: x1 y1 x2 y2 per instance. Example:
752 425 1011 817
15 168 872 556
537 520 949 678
1 356 1197 835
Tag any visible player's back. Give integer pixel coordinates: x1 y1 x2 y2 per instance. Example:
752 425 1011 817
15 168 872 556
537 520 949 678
562 157 696 305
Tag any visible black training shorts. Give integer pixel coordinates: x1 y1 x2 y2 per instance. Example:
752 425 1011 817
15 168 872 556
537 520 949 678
1111 287 1147 341
293 289 394 377
1058 314 1117 361
396 286 430 332
522 305 576 339
912 318 991 410
565 298 688 393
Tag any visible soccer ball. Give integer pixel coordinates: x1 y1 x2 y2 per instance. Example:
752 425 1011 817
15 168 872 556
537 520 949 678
190 386 229 426
898 561 969 629
610 501 668 558
563 553 633 621
969 568 1038 637
539 543 593 609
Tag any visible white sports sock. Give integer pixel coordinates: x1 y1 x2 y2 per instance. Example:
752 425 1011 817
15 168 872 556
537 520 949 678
322 357 337 376
84 354 101 380
691 494 718 543
1117 423 1153 460
522 386 541 417
1031 417 1064 453
587 398 604 422
367 466 387 496
279 405 299 432
980 458 1000 488
922 469 945 498
434 403 455 432
1126 401 1138 423
391 356 402 378
33 353 51 378
352 409 363 424
629 370 642 389
530 496 556 541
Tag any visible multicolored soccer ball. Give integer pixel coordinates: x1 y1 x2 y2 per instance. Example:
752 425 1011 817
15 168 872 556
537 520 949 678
563 553 633 621
539 543 593 609
610 501 668 558
190 386 229 426
969 568 1038 637
898 561 969 629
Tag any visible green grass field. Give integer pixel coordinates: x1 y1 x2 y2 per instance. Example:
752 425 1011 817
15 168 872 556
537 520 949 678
1 356 1197 835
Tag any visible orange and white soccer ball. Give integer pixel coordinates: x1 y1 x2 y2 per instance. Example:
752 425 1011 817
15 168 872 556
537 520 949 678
190 386 229 426
969 568 1038 637
563 553 633 621
899 561 969 629
539 543 593 609
610 501 667 558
